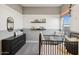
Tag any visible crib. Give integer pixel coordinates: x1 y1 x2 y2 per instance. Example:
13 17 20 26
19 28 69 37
39 33 78 55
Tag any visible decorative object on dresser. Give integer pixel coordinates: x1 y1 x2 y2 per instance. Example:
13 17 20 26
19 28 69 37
2 33 26 55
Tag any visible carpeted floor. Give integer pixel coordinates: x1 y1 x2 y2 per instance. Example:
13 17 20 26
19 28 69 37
16 42 39 55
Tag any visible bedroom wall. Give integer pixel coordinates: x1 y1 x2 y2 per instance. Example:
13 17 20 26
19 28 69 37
23 7 61 30
6 4 23 14
23 15 60 29
23 7 61 15
70 5 79 33
0 4 23 40
0 4 23 30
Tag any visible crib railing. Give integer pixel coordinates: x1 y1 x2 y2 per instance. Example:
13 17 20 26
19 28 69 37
39 33 78 55
40 40 73 55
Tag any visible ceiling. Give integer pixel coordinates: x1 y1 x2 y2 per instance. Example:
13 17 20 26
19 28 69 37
20 4 62 7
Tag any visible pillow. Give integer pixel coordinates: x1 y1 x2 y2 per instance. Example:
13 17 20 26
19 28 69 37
65 35 78 42
70 37 77 42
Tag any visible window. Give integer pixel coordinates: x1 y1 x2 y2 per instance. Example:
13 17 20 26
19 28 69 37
64 16 71 27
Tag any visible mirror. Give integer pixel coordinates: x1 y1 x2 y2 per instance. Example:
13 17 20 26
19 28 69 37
7 17 14 32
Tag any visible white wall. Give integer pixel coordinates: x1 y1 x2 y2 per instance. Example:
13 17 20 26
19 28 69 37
6 4 23 14
23 15 60 29
23 7 61 30
0 5 23 30
23 7 61 15
0 4 23 41
70 5 79 33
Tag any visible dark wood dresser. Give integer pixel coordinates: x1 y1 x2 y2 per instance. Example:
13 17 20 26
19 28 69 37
2 34 26 55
